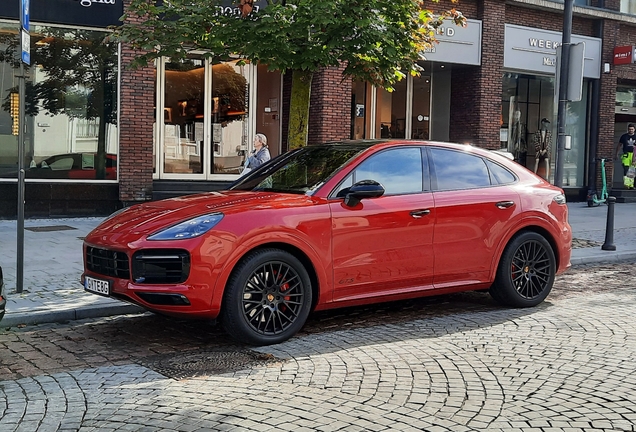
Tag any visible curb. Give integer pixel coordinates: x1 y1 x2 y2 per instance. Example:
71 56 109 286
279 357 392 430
570 250 636 266
0 303 145 329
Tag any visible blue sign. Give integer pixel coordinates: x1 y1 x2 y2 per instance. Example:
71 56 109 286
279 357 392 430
21 0 29 31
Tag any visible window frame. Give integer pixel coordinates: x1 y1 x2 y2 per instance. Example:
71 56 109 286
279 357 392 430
329 145 431 199
427 147 518 192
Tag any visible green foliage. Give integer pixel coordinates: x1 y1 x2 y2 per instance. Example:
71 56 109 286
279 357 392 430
117 0 464 90
117 0 465 146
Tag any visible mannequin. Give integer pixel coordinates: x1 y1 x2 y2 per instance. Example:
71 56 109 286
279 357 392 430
533 118 552 179
509 110 526 165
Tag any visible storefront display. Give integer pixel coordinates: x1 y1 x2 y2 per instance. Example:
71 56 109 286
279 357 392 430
0 24 119 181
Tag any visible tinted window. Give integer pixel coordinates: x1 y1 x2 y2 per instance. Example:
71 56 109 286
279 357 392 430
337 147 423 196
431 148 490 190
486 160 516 185
48 157 75 171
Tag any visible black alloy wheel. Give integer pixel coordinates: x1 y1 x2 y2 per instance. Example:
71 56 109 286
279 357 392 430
490 231 556 308
221 249 312 346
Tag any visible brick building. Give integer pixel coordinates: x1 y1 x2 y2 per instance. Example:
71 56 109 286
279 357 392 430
2 0 636 217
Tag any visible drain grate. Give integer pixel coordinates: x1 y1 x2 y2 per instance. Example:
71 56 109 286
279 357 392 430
140 347 280 379
25 225 77 232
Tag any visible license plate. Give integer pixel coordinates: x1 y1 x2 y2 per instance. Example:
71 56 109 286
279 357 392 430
85 276 110 296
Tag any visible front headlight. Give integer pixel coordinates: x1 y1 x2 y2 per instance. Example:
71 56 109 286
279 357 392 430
147 213 224 241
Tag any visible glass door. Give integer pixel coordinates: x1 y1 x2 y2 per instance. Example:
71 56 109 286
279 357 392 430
154 57 253 179
411 74 431 139
210 60 251 175
154 55 206 178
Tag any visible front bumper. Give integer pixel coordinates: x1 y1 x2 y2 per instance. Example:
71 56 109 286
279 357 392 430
82 242 224 319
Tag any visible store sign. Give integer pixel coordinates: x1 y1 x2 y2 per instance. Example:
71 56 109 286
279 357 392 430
614 45 633 65
422 18 482 66
0 0 123 28
504 24 601 79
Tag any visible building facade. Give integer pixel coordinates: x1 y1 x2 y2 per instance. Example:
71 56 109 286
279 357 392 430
2 0 636 217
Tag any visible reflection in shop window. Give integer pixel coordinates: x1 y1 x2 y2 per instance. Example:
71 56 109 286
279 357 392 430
0 25 118 180
621 0 636 15
211 61 249 175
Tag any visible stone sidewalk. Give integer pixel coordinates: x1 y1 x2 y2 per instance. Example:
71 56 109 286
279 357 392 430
1 202 636 329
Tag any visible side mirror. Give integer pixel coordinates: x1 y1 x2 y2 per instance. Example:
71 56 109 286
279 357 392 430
343 180 385 207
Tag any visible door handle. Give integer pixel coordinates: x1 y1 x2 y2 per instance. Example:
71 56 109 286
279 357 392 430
410 209 431 218
496 201 515 209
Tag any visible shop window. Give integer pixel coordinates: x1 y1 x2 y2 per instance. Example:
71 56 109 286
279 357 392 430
501 73 587 188
621 0 636 14
162 56 205 175
375 80 407 139
411 74 431 139
351 81 370 139
0 25 119 181
616 86 636 108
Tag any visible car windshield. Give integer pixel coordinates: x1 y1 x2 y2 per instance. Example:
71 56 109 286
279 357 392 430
229 143 371 194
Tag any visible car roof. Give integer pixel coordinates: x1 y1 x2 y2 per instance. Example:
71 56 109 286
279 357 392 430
313 139 499 158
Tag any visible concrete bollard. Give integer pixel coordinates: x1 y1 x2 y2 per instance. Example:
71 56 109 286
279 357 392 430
601 196 617 251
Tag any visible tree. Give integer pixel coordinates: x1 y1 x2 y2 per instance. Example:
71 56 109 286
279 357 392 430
116 0 464 148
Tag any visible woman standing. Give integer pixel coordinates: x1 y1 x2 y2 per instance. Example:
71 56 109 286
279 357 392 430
246 133 270 170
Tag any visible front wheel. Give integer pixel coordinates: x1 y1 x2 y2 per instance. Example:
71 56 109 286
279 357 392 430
221 248 312 346
490 232 556 308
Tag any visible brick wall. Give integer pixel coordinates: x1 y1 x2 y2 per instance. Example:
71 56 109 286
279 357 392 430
308 65 352 145
604 0 621 11
119 0 155 204
449 0 505 148
506 4 595 37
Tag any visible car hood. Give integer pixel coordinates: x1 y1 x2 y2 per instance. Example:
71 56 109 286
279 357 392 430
89 191 314 239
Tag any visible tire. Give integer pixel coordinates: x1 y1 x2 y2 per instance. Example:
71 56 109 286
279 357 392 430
221 248 312 346
490 231 556 308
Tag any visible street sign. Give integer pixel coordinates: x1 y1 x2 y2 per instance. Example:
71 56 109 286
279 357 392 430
21 29 30 65
21 0 30 65
555 42 585 103
21 0 29 31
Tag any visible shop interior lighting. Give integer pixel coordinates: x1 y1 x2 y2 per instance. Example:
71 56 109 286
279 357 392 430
10 93 19 136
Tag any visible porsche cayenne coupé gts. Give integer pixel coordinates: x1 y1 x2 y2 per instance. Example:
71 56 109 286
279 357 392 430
82 140 571 345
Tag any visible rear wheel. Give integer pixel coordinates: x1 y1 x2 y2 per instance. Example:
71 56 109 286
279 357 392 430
490 231 556 307
221 248 312 346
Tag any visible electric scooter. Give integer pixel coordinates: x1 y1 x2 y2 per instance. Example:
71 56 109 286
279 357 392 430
587 158 609 207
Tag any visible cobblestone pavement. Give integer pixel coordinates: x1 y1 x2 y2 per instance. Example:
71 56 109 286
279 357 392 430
1 262 636 431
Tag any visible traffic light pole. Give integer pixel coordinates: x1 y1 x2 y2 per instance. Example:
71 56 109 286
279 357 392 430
555 0 574 188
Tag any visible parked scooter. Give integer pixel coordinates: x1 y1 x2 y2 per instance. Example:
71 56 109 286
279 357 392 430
587 158 609 207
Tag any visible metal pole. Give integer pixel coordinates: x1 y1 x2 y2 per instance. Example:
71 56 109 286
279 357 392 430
16 1 26 294
602 196 616 251
555 0 574 188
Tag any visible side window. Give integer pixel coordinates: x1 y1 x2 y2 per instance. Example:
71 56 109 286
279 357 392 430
49 157 75 171
431 148 490 190
81 154 95 170
486 160 516 185
334 147 423 196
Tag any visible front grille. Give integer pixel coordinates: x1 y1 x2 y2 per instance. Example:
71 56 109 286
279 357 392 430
86 246 130 279
132 249 190 284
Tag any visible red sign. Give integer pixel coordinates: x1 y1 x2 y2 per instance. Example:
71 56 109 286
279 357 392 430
614 45 633 65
